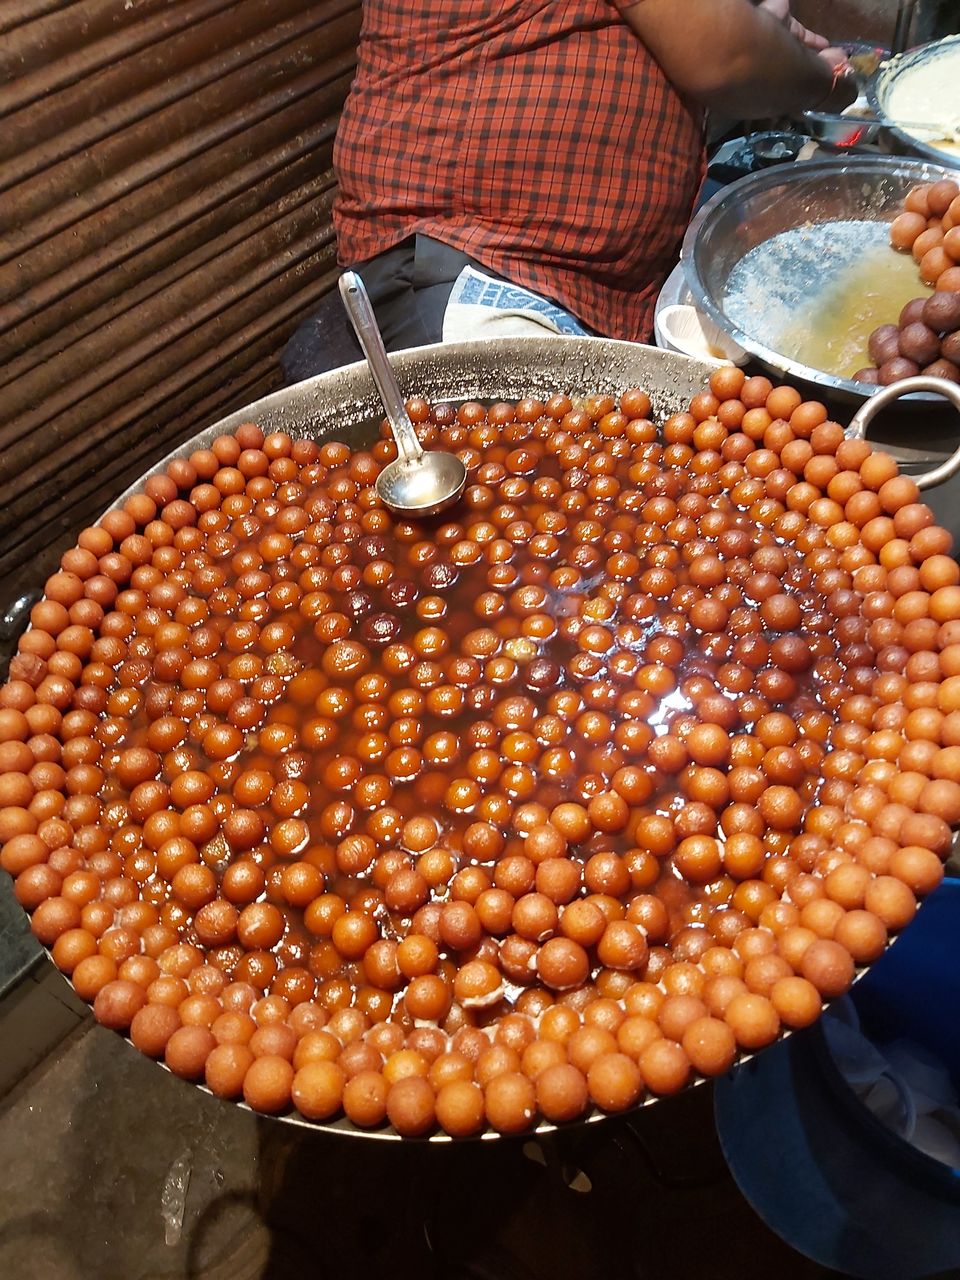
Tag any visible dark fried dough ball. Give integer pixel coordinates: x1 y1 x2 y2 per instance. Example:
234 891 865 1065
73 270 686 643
868 325 901 366
898 322 939 367
923 291 960 333
878 357 920 385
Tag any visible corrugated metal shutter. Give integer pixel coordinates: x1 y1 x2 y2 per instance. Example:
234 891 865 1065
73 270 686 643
0 0 362 637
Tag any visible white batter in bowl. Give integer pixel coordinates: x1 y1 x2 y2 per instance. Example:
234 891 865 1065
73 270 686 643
872 37 960 164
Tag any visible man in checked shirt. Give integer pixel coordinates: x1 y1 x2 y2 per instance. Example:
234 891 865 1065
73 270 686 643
284 0 853 376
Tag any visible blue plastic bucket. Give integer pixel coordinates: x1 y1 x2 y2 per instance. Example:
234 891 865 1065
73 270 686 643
714 878 960 1280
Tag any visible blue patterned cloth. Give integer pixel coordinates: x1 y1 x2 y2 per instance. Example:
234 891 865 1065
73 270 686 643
443 267 590 340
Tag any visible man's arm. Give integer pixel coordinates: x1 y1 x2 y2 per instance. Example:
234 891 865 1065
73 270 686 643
619 0 850 117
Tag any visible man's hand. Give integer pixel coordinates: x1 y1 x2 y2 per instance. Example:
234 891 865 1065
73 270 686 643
759 1 855 83
819 45 854 74
815 47 858 112
759 0 829 51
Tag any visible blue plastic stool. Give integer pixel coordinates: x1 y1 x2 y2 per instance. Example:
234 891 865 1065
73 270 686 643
714 878 960 1280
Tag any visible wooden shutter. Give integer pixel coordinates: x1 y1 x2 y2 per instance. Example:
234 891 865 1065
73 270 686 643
0 0 361 645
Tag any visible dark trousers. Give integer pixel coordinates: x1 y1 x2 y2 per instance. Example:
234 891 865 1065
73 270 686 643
280 235 496 384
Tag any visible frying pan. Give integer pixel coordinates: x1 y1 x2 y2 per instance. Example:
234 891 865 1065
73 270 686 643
681 156 960 407
19 337 960 1139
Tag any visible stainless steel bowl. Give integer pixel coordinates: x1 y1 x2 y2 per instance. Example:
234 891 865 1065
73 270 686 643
681 155 959 403
868 36 960 171
800 110 882 149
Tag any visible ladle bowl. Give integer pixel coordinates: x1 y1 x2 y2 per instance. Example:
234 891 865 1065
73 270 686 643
339 272 467 517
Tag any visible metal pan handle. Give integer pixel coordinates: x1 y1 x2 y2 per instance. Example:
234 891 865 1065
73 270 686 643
847 376 960 491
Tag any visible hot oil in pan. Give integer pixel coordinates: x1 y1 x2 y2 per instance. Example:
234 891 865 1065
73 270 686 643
724 219 931 380
105 432 844 1017
778 247 932 380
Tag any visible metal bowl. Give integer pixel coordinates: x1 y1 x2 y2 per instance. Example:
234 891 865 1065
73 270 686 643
800 110 882 149
868 36 960 171
681 154 959 403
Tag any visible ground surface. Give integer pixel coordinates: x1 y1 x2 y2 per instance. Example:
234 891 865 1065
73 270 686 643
0 947 849 1280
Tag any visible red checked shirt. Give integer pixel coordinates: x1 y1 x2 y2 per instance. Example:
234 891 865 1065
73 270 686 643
333 0 705 342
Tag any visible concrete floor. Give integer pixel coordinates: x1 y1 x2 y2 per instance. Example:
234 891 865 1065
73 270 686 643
0 966 266 1280
0 955 849 1280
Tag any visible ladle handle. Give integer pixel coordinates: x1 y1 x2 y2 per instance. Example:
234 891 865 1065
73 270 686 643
339 271 424 465
847 376 960 492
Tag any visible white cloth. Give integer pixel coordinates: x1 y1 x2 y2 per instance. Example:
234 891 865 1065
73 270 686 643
441 266 590 342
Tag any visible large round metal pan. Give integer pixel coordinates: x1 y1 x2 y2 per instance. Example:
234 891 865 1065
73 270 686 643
25 337 960 1139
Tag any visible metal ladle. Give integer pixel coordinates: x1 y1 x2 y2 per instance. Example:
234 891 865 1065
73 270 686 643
339 271 467 518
